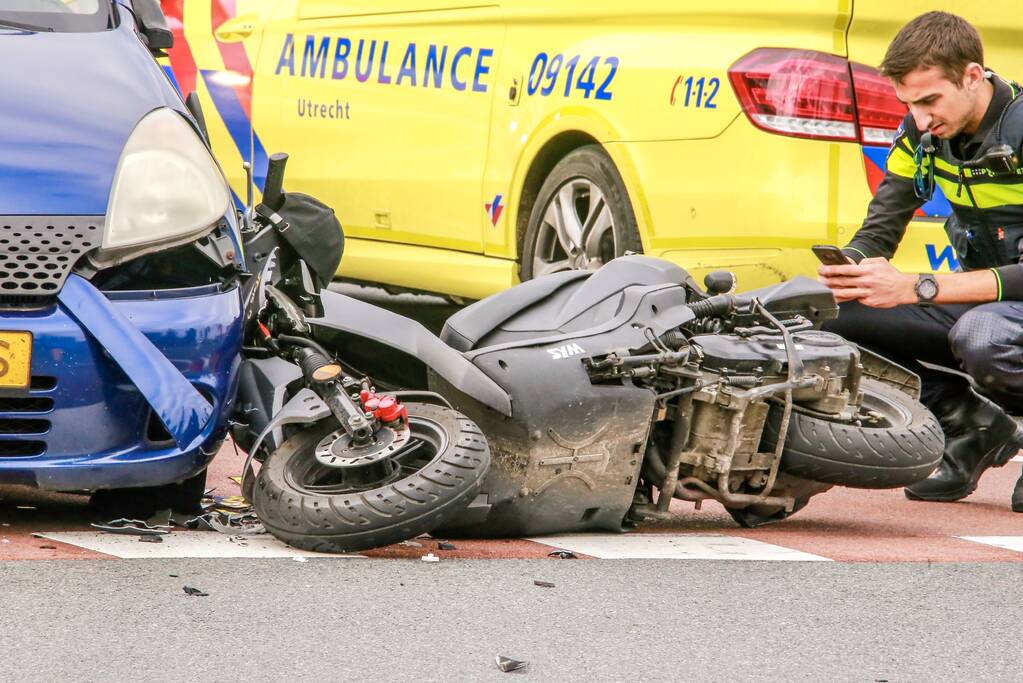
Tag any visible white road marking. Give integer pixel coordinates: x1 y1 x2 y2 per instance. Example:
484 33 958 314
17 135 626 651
527 533 831 561
958 536 1023 554
36 531 366 559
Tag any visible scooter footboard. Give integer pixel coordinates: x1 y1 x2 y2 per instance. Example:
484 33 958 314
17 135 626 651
429 357 656 537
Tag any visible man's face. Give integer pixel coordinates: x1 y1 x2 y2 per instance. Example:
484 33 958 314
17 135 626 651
893 65 983 139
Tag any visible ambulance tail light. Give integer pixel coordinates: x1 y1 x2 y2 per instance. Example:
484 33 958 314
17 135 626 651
728 49 907 146
729 48 858 142
851 62 908 146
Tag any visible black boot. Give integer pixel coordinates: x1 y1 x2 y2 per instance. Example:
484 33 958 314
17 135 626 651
1012 470 1023 512
905 390 1023 502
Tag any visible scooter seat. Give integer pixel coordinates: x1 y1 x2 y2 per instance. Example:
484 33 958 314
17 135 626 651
441 256 690 352
441 270 589 352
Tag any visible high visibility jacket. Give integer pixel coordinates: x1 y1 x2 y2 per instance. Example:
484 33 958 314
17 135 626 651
843 74 1023 300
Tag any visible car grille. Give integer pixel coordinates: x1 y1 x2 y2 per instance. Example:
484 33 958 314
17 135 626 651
0 375 56 457
0 218 102 297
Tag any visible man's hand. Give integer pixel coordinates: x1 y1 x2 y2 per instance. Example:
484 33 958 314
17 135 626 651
818 257 917 307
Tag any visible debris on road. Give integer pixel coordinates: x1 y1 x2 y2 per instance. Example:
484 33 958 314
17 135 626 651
437 541 457 550
421 553 440 562
182 586 209 597
293 556 308 563
398 540 422 548
533 580 555 588
90 519 170 536
495 655 528 673
138 535 164 544
207 512 265 536
547 549 577 559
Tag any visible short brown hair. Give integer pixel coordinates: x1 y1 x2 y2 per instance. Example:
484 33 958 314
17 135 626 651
880 11 983 84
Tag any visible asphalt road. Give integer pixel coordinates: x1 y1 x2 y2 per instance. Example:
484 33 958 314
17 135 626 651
2 284 1022 681
1 559 1020 682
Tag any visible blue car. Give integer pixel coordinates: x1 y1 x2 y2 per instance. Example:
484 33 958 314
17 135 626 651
0 1 243 511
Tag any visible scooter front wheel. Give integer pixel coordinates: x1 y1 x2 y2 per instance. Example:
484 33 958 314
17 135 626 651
253 402 490 553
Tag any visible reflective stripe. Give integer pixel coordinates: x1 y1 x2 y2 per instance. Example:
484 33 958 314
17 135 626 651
887 145 916 178
992 268 1004 301
934 175 1023 208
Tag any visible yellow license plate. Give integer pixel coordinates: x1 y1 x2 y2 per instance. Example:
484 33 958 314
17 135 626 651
0 331 32 389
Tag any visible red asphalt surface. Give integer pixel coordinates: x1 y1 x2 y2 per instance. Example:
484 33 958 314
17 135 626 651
2 442 1022 562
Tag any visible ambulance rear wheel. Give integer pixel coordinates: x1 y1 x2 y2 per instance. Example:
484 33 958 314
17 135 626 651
520 145 642 280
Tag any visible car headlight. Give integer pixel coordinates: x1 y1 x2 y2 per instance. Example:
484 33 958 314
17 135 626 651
99 107 230 260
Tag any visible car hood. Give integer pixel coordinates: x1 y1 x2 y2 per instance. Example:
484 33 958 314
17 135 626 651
0 15 183 216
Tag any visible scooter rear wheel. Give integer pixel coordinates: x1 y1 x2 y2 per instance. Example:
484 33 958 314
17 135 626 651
253 402 490 553
762 378 944 489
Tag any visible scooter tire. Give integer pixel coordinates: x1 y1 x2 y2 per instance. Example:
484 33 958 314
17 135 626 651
762 379 944 489
253 402 490 553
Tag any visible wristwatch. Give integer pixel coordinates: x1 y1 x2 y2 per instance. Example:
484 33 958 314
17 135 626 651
915 273 939 304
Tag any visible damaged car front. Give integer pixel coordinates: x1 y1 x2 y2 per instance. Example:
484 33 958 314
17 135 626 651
0 1 244 512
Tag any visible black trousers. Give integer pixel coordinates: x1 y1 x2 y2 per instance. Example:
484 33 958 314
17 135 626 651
822 300 1023 414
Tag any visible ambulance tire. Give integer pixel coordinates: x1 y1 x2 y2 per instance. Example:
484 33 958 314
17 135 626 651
253 403 490 553
520 145 642 280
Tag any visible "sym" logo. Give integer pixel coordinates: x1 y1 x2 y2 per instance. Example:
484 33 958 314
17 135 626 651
547 343 585 360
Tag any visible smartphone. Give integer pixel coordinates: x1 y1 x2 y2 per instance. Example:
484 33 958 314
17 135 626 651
812 244 853 266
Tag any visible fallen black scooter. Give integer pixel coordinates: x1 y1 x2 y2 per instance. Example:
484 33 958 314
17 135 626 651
231 155 492 552
319 253 945 535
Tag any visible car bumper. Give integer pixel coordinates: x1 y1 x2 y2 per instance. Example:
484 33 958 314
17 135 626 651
0 283 243 491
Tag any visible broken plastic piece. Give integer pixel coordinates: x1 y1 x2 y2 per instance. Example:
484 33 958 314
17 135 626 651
547 550 577 559
495 655 528 673
182 586 209 597
421 553 440 562
533 580 555 588
91 518 171 536
438 541 456 550
146 509 172 527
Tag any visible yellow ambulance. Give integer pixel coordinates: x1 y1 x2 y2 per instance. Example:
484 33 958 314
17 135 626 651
162 1 1022 299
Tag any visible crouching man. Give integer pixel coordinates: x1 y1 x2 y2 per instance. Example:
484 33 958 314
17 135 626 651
820 12 1023 509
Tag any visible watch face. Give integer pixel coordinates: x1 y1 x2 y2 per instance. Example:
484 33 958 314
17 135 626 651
918 278 938 300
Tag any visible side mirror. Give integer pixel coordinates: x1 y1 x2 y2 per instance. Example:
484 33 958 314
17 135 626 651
130 0 174 54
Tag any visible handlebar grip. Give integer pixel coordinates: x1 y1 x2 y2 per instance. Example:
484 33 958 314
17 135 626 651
261 152 289 212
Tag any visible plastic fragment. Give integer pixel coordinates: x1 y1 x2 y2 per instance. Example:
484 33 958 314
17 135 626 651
534 580 555 588
548 549 577 559
437 541 456 550
138 535 164 544
398 540 422 548
145 509 172 527
182 586 209 597
90 519 171 536
495 655 528 673
421 553 440 562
